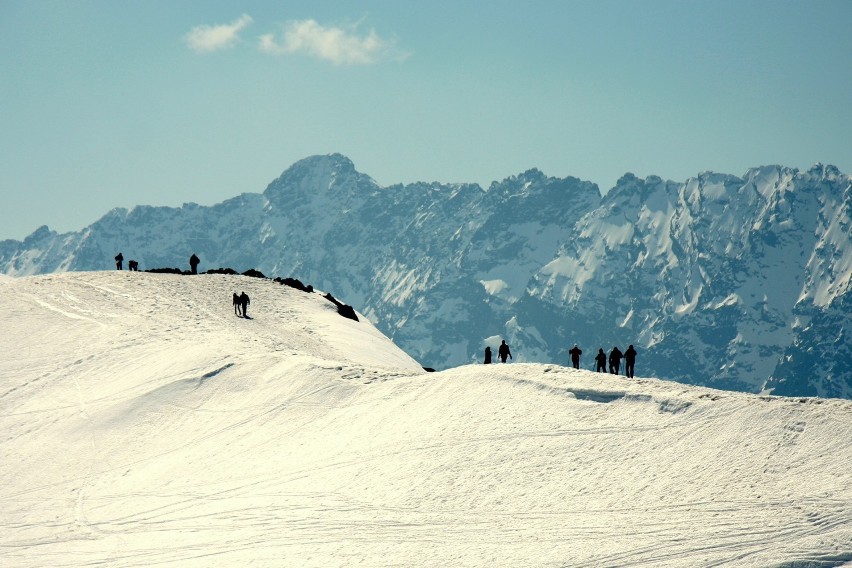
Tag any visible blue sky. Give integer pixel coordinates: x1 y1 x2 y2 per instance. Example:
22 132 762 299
2 1 851 241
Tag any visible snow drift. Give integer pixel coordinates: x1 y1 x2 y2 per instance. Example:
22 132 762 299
1 272 851 567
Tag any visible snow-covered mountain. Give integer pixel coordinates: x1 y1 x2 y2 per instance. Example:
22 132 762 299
2 271 851 567
2 154 850 398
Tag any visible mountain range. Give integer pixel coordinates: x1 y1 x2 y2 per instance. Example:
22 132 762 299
2 154 850 398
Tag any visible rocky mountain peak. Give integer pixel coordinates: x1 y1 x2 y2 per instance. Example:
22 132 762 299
263 153 377 206
2 155 850 398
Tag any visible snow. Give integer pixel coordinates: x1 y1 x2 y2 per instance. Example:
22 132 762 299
476 222 569 304
809 194 852 307
4 156 851 396
700 180 730 201
538 255 595 302
480 278 509 296
583 219 634 249
376 261 432 307
1 271 852 567
708 293 741 309
674 283 703 316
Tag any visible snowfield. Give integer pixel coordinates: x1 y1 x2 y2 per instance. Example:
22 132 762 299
1 272 851 567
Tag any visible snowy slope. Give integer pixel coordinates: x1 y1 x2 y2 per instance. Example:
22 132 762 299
1 272 851 567
1 155 850 398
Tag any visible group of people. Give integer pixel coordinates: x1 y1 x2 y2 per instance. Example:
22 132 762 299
115 251 637 374
114 253 139 271
233 292 250 318
114 253 200 274
483 340 513 364
571 344 637 378
485 341 637 378
113 252 251 318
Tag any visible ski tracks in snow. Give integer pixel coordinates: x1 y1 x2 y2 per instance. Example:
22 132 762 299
2 273 851 567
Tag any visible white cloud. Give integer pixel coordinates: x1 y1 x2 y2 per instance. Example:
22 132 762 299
259 19 407 65
184 14 253 53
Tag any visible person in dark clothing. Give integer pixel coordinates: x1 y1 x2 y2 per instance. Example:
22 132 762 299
595 348 607 372
484 346 492 364
115 253 123 270
568 345 582 369
609 346 623 375
128 260 138 271
189 254 200 275
233 292 242 316
239 291 250 318
498 340 512 363
624 345 637 378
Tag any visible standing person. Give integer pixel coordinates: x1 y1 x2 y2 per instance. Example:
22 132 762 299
624 344 637 378
189 254 200 275
114 252 124 270
239 291 250 318
233 292 242 316
609 346 623 375
595 348 607 373
568 344 582 369
498 340 512 363
483 346 492 364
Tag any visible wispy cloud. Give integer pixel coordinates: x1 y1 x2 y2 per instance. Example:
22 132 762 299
259 19 408 65
184 14 253 53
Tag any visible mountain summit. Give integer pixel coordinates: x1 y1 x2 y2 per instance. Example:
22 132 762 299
1 155 850 398
264 153 373 204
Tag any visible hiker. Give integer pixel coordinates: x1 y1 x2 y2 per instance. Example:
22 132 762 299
189 254 200 275
568 344 582 369
624 345 637 378
484 346 492 364
128 260 138 271
609 346 623 375
239 291 250 318
114 252 123 270
498 340 512 363
595 348 607 372
233 292 242 316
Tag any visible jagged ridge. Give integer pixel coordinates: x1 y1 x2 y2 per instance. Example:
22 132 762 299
1 155 850 397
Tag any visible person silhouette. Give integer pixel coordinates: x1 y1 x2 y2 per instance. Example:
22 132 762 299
114 252 124 270
239 291 250 318
233 292 242 316
624 344 637 378
498 340 512 363
189 254 200 275
595 348 607 372
609 346 623 375
484 346 492 364
568 344 582 369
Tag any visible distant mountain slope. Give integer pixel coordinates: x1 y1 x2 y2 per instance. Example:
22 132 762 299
1 154 850 398
1 271 851 567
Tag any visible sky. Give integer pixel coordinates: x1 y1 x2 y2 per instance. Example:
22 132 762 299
1 0 851 241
